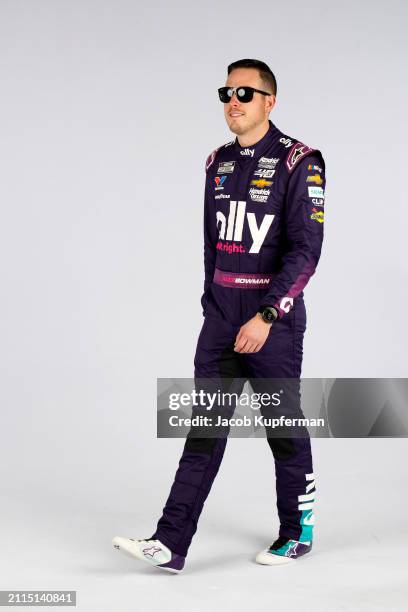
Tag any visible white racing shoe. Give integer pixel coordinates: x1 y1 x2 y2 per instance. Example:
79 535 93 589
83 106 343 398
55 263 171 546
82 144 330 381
112 537 185 573
256 536 313 565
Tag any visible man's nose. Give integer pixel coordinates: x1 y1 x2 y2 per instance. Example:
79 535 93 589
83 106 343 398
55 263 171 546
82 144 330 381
229 92 240 106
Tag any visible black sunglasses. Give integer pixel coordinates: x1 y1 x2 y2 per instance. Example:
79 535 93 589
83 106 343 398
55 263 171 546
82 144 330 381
218 85 272 103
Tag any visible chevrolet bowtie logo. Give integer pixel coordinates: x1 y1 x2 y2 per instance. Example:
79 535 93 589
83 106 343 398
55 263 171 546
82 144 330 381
306 174 323 185
250 179 272 188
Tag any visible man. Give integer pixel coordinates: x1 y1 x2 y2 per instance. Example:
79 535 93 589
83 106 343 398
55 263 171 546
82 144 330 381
113 59 325 573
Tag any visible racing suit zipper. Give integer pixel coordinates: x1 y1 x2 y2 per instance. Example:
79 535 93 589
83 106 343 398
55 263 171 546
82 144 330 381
238 158 258 324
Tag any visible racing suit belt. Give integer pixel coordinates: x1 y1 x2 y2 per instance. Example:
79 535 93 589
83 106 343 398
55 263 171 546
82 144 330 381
213 267 274 289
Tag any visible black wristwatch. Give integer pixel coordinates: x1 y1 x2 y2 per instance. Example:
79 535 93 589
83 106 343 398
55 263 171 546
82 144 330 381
257 305 279 324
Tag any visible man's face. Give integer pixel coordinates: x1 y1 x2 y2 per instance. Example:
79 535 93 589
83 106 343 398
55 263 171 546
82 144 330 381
223 67 275 136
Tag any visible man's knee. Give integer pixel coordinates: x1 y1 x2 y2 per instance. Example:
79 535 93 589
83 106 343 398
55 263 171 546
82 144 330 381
267 437 296 460
185 437 218 454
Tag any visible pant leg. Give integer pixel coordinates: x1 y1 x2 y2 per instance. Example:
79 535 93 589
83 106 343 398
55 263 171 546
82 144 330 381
151 314 246 557
245 298 316 543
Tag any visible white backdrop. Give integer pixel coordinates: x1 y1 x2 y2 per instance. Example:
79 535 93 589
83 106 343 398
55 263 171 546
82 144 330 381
1 1 407 610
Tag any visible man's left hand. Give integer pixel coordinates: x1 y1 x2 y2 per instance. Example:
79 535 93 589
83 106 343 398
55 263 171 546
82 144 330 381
234 314 272 353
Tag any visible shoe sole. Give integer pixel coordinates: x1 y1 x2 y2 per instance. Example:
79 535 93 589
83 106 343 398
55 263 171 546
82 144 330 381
256 555 296 565
256 548 312 566
112 538 182 574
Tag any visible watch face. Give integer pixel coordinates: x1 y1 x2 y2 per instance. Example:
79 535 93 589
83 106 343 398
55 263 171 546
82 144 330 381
261 307 277 322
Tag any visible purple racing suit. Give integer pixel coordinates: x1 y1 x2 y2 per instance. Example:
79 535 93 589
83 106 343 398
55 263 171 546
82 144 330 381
151 119 325 558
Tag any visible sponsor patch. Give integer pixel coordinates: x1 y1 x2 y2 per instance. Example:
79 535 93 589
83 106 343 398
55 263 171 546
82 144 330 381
240 148 255 157
205 141 234 172
308 163 322 174
216 241 246 254
215 193 230 199
310 208 324 223
306 174 323 185
312 198 324 207
217 161 235 174
249 188 270 203
250 178 273 188
254 168 275 178
214 175 227 190
308 186 325 199
216 200 274 253
280 137 294 148
279 296 294 313
258 156 280 169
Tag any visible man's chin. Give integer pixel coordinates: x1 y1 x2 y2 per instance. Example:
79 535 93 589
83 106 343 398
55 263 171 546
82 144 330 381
227 120 246 135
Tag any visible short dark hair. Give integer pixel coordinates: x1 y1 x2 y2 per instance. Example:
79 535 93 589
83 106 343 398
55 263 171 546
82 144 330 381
227 58 277 96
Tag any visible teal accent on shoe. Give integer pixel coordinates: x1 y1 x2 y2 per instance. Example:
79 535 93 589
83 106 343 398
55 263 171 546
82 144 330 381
270 541 293 557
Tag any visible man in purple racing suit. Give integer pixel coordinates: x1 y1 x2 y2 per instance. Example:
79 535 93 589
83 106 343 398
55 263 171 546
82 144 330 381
113 59 325 573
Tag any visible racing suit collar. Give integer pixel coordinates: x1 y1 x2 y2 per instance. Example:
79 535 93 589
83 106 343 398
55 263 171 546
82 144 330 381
233 119 278 158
